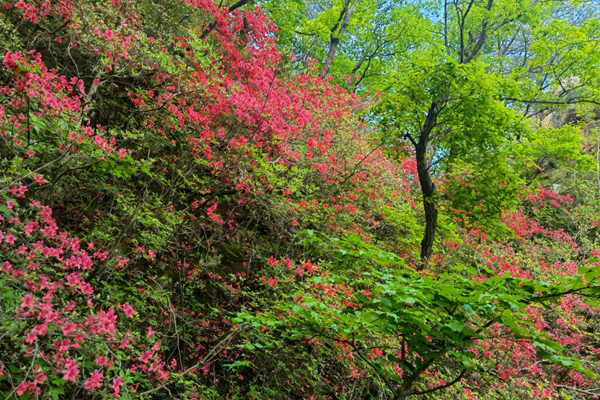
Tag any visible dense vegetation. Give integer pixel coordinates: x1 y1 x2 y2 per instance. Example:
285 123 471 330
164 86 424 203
1 0 600 398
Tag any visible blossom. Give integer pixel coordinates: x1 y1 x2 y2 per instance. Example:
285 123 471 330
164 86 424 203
139 351 153 363
34 174 45 185
26 332 37 344
62 359 80 382
21 295 35 309
59 339 71 352
84 370 104 392
94 356 107 366
16 382 29 396
122 303 135 318
62 322 77 336
103 29 116 41
112 376 124 391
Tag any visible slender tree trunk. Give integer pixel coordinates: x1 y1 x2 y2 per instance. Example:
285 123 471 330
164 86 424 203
416 100 443 264
416 149 438 263
319 0 355 78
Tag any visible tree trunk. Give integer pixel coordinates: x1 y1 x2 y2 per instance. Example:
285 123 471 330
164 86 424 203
416 100 443 264
319 0 355 78
416 147 438 263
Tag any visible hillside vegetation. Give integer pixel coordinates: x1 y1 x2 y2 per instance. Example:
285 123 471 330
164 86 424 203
1 0 600 399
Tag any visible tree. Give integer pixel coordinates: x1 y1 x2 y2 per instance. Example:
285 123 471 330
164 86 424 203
375 0 600 262
261 0 425 91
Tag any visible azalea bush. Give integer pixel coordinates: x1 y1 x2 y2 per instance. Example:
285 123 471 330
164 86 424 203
0 199 180 398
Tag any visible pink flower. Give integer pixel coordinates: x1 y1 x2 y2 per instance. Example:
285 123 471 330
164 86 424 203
267 277 277 287
103 30 116 41
62 359 79 382
26 332 37 344
93 356 107 366
139 351 153 364
84 370 104 392
62 321 77 335
34 174 45 185
59 339 71 352
21 295 35 309
7 201 14 209
16 382 29 396
34 372 46 385
23 221 39 236
112 376 124 391
32 324 48 336
122 303 135 318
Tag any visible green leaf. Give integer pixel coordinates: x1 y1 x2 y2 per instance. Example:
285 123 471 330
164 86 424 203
49 388 65 400
447 320 466 332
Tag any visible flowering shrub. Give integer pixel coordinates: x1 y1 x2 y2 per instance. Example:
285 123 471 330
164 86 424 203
0 200 177 398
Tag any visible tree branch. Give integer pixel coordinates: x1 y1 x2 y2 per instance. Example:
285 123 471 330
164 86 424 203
408 369 468 396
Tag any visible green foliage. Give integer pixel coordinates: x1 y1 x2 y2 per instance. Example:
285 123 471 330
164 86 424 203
237 232 600 397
